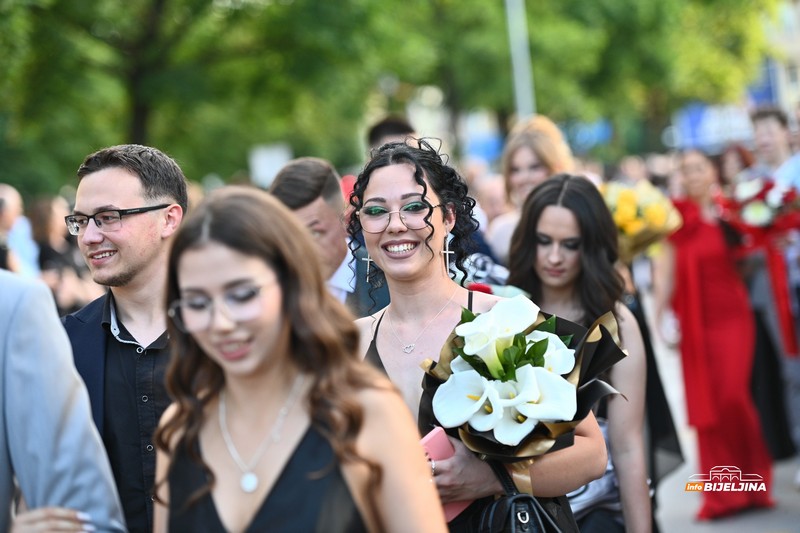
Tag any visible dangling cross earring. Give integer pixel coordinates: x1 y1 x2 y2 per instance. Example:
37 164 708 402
362 254 374 282
441 236 453 272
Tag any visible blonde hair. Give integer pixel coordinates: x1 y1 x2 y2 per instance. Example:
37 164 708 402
501 115 575 199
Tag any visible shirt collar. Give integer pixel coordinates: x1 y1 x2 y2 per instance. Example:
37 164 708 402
328 249 356 295
102 290 169 349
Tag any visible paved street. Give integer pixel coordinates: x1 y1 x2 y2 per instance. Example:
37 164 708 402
644 292 800 533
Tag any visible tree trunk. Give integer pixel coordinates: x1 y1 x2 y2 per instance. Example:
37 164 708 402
128 85 150 145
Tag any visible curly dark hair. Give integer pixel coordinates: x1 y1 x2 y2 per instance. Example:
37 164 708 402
346 138 478 289
154 186 386 529
507 174 623 327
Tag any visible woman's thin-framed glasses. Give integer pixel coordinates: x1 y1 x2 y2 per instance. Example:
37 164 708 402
64 204 172 236
357 200 443 234
167 281 273 333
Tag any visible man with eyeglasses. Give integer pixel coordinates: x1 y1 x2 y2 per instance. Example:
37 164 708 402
270 157 389 318
62 144 187 533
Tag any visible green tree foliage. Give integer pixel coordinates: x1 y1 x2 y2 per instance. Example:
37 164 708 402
0 0 780 196
0 0 429 194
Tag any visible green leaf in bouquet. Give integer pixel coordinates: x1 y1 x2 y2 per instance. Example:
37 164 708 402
501 345 521 380
454 346 495 380
459 306 477 325
559 334 574 346
501 344 520 366
524 338 547 368
535 315 557 333
513 333 529 363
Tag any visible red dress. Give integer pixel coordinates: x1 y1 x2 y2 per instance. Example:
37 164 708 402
669 199 774 519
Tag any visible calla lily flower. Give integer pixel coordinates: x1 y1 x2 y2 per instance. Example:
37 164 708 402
497 363 540 405
432 368 504 430
450 354 474 373
494 402 539 446
461 330 505 379
517 367 577 422
526 330 576 375
492 365 543 445
455 295 541 379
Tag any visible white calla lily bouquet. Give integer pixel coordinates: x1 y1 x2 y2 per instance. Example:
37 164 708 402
420 294 626 462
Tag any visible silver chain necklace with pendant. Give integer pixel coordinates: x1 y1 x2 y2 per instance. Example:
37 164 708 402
218 374 306 493
387 286 459 354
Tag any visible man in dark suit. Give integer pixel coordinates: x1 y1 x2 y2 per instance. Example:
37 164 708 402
62 144 187 533
270 157 389 317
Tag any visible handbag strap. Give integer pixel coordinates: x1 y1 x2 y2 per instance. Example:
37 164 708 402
487 460 520 496
486 461 565 533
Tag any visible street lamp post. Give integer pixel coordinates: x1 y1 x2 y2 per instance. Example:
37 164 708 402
504 0 536 120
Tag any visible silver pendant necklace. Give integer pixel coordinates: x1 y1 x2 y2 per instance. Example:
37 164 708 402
218 374 306 493
387 286 459 354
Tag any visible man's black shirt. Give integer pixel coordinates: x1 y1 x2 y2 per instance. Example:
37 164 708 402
102 297 170 533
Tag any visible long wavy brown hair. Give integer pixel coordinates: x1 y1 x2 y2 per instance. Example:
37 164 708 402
154 185 386 529
507 174 623 328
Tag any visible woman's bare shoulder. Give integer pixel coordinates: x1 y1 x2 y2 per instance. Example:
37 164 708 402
470 291 506 313
356 306 387 330
613 303 643 344
351 381 419 448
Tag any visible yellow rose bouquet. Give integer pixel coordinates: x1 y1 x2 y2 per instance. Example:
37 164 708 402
419 295 626 462
600 180 682 263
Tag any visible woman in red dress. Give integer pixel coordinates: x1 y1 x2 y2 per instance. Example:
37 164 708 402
653 149 774 519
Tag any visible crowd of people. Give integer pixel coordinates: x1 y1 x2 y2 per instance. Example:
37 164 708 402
1 105 799 532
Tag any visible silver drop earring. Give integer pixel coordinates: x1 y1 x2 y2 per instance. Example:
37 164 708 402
362 254 374 282
441 236 453 272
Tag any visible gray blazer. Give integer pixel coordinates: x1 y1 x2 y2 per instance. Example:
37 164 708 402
0 270 126 532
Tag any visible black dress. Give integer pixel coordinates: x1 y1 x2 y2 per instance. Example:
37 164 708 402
168 426 367 533
365 292 578 533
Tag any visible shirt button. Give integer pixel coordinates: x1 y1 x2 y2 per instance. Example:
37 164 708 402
146 444 154 452
151 495 156 502
136 347 144 354
141 395 149 403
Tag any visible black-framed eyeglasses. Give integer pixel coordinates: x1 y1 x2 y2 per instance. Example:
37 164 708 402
357 200 443 234
64 204 172 236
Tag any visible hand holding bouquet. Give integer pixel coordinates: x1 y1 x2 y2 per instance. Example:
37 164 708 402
419 295 626 462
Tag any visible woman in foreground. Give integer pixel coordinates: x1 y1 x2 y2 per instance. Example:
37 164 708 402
153 186 445 533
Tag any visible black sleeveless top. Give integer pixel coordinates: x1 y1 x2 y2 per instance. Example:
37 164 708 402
364 291 475 381
168 426 367 533
365 292 579 533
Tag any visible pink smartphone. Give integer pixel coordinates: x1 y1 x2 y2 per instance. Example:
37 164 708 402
420 427 474 522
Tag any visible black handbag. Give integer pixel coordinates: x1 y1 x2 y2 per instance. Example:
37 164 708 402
478 462 563 533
